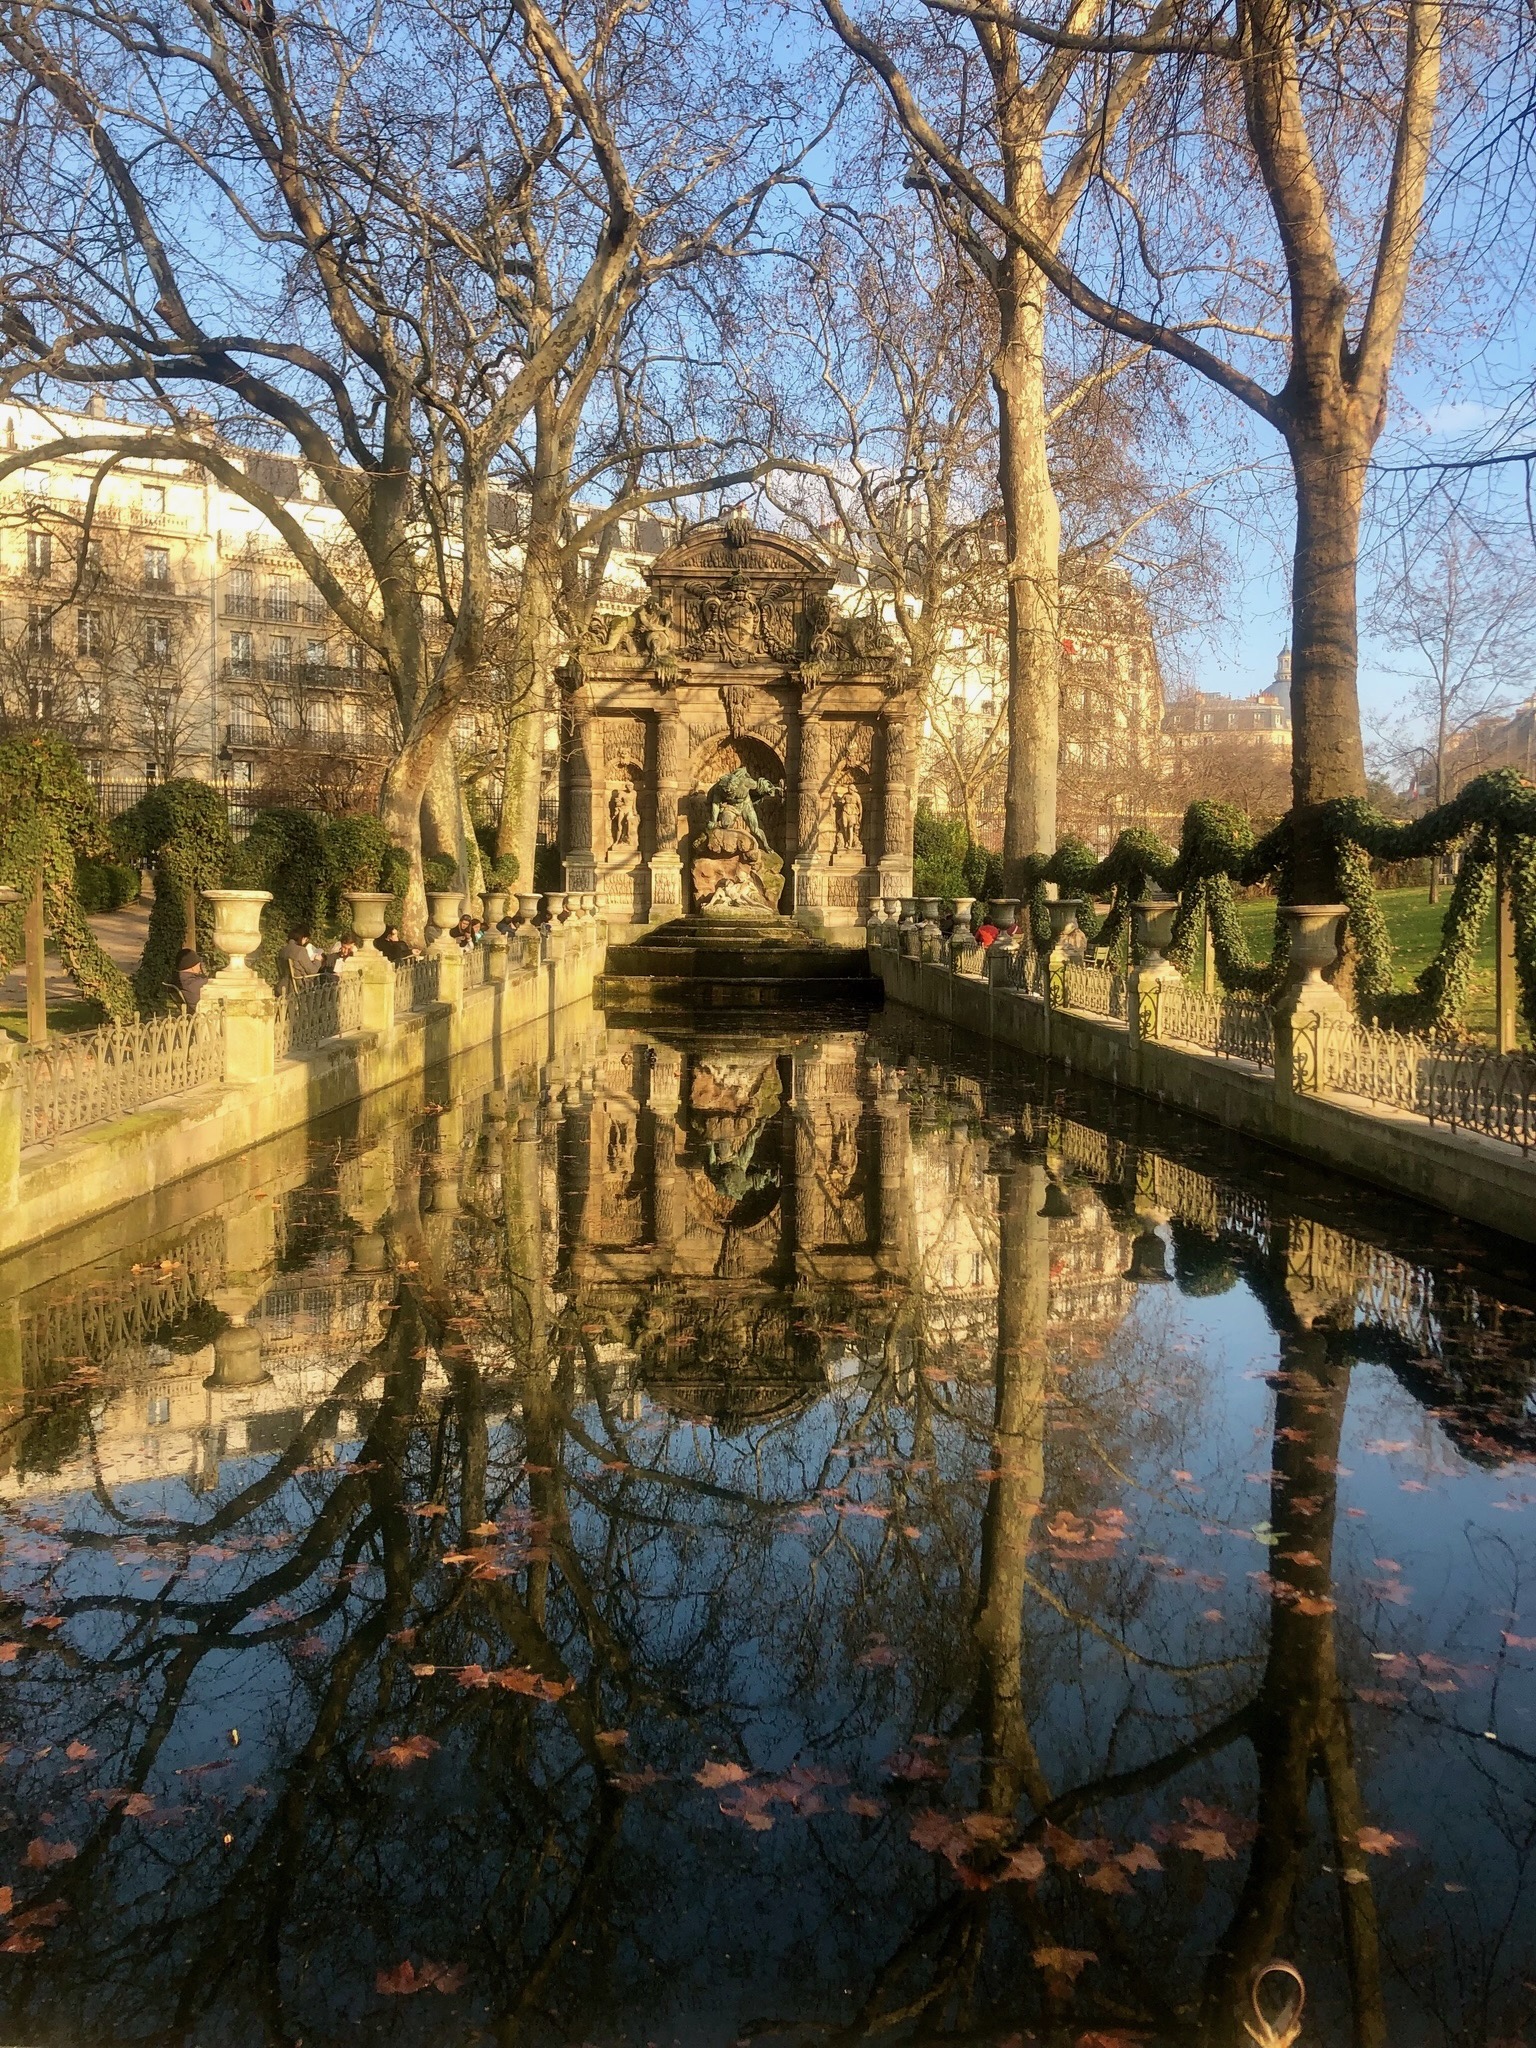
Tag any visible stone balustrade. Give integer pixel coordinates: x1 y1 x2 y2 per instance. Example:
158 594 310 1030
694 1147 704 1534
0 891 605 1257
869 897 1536 1243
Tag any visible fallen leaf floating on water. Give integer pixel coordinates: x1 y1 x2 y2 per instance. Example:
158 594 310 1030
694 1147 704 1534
369 1735 439 1769
375 1959 466 1996
1355 1826 1416 1855
457 1664 573 1700
1502 1632 1536 1650
1032 1947 1095 1985
22 1838 74 1869
695 1761 749 1788
1153 1798 1259 1861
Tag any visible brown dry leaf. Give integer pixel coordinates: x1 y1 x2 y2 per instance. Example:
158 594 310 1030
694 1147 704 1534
1045 1822 1093 1869
998 1845 1046 1883
1356 1826 1413 1855
369 1734 439 1769
64 1742 93 1761
0 1932 43 1954
696 1760 750 1788
1033 1946 1095 1984
1117 1842 1163 1875
1083 1862 1134 1895
846 1795 883 1818
23 1838 75 1869
0 1886 12 1916
1179 1826 1237 1861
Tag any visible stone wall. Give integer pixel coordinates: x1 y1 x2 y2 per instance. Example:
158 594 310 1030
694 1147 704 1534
0 927 603 1260
875 944 1536 1248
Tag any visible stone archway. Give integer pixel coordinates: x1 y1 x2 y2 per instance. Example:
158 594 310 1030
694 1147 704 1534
684 734 786 913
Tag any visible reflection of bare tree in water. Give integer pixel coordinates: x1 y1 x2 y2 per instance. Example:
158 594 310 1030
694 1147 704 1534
0 1060 1532 2045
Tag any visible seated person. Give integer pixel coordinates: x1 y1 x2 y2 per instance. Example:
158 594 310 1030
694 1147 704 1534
376 925 413 964
175 947 208 1010
320 935 358 975
279 929 319 985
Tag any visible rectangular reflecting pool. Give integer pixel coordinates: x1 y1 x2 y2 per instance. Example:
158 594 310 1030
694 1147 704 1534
0 1004 1533 2046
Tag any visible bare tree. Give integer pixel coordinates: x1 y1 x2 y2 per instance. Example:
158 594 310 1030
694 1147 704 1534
1370 512 1536 812
814 0 1177 892
816 0 1473 902
0 0 803 934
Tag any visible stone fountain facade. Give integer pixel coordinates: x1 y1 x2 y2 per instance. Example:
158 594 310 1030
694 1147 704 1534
558 517 916 939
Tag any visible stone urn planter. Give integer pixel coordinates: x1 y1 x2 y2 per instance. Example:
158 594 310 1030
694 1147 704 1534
542 890 568 924
987 898 1019 932
882 895 902 923
426 890 464 946
580 890 599 921
204 1321 270 1389
482 889 509 928
343 890 393 944
1276 904 1350 1013
952 896 976 927
516 893 543 927
1131 896 1180 978
202 889 272 978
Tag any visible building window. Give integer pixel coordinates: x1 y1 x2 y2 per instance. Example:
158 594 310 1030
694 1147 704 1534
229 567 254 615
26 530 52 576
143 544 169 587
306 638 326 669
147 1394 171 1428
230 631 253 674
26 605 53 655
83 536 103 577
269 636 292 676
77 609 102 657
233 759 253 788
141 484 165 520
267 576 293 622
344 643 361 672
144 616 171 662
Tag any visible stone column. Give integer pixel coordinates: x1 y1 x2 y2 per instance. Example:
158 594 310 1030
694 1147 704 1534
879 712 915 902
648 701 684 923
874 1072 910 1278
563 701 598 897
648 1046 683 1263
794 705 827 924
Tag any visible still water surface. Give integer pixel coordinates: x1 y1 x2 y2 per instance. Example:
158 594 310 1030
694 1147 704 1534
0 1007 1534 2046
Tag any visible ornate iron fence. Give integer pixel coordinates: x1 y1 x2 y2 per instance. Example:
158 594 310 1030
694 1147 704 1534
989 943 1040 994
17 1008 225 1148
394 954 441 1013
1156 981 1276 1069
273 972 363 1059
1313 1018 1536 1151
464 942 491 989
1054 959 1127 1021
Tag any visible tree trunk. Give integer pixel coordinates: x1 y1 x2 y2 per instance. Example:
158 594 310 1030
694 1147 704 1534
496 546 557 893
378 720 448 947
1287 432 1370 900
993 260 1061 893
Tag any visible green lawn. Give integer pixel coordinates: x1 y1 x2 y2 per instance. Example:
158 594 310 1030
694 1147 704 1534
1233 886 1504 1041
0 998 105 1043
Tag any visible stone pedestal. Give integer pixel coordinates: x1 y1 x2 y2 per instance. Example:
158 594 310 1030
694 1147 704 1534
344 950 394 1036
1273 904 1350 1096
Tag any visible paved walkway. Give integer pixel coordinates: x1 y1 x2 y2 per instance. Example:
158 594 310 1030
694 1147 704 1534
1 893 153 1036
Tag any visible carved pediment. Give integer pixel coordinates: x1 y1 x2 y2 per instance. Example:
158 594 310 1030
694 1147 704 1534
648 522 832 586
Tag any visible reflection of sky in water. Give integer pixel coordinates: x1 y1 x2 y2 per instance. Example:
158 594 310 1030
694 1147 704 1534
0 1013 1531 2045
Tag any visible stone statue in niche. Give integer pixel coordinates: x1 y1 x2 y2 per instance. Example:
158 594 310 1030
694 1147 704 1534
692 765 785 915
832 783 863 859
607 779 638 853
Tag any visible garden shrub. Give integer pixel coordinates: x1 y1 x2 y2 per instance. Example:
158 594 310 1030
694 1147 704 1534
115 780 231 1013
0 735 136 1021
